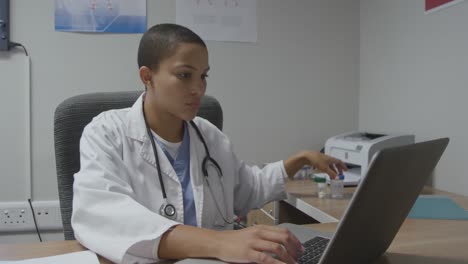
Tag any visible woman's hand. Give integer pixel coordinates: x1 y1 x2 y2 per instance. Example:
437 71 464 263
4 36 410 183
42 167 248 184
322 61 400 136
215 225 304 264
284 150 348 179
305 151 347 179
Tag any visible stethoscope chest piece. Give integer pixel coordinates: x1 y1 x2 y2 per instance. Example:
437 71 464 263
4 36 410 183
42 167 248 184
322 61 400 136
159 201 177 220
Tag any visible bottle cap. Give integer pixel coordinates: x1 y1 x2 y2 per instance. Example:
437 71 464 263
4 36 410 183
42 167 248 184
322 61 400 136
314 176 326 183
338 174 345 180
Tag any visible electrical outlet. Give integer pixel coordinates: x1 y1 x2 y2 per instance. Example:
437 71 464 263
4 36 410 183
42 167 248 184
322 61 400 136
0 202 34 232
0 201 63 233
32 201 63 231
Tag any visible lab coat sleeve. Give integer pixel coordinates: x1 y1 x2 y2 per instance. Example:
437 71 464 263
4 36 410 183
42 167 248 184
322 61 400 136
72 115 178 264
231 145 288 217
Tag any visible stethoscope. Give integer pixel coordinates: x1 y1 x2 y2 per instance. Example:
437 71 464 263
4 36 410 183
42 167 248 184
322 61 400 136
142 97 234 225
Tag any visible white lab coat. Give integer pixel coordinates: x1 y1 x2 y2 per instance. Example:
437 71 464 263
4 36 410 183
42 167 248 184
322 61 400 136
72 93 288 264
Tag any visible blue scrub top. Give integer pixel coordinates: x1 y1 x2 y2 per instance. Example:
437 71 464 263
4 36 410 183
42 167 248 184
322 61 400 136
154 122 197 226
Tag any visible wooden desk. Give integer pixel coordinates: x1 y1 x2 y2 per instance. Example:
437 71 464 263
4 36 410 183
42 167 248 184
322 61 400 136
282 179 468 223
1 181 467 264
308 219 468 263
247 180 355 226
1 219 467 263
289 179 468 263
0 240 111 263
283 180 357 222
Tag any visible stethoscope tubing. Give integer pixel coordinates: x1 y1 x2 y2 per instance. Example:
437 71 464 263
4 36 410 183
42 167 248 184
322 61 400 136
142 96 232 224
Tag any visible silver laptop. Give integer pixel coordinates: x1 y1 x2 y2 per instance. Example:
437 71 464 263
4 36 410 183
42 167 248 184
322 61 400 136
178 138 449 264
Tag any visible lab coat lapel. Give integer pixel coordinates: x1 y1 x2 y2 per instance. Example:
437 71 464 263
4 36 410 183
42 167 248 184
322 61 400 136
125 93 179 183
139 134 180 184
188 122 205 227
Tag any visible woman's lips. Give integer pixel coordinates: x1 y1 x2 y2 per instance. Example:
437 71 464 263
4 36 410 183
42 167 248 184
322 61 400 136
187 101 200 108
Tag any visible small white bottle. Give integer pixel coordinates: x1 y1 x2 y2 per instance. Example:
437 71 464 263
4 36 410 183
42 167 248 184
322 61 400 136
314 176 327 198
330 174 345 199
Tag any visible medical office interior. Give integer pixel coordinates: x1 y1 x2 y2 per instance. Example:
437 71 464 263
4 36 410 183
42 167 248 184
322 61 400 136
1 0 468 246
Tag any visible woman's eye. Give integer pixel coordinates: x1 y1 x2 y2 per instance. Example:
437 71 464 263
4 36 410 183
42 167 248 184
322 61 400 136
202 74 209 80
178 73 192 79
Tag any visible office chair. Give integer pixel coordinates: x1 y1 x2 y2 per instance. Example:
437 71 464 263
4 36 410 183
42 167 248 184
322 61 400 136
54 91 223 240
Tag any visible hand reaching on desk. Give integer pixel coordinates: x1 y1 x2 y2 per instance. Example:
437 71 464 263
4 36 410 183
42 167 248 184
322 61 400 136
284 150 347 180
215 225 304 264
159 224 304 264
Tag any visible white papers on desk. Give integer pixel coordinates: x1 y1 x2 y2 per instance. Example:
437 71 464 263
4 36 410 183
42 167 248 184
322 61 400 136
314 167 361 186
0 250 99 264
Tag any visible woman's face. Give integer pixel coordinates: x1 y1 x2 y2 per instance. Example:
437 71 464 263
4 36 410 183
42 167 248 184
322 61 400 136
147 43 209 121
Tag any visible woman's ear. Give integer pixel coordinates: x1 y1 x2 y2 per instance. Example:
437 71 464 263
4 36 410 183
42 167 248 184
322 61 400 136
138 66 153 87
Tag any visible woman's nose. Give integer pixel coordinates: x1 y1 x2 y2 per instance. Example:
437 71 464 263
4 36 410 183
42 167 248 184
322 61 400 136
191 81 206 95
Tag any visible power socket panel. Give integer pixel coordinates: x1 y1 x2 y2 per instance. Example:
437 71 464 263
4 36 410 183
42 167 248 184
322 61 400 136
0 200 63 233
0 202 33 232
31 201 63 231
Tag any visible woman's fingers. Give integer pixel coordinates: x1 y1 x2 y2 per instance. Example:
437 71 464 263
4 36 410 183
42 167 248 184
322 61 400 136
252 241 296 264
324 156 348 178
326 167 338 179
247 250 285 264
256 226 304 260
334 159 348 174
216 226 304 264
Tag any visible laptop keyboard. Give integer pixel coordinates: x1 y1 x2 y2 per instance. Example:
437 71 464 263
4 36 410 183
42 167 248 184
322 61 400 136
298 236 330 264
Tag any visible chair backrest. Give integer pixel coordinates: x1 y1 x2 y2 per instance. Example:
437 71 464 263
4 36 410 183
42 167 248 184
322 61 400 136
54 91 223 240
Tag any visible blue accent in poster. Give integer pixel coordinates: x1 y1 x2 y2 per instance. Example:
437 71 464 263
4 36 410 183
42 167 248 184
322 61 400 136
55 0 146 33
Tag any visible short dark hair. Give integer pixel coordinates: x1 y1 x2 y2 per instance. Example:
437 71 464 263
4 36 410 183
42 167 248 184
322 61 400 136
137 23 206 71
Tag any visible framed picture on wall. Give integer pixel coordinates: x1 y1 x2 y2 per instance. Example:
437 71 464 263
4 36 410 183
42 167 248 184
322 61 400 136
55 0 147 33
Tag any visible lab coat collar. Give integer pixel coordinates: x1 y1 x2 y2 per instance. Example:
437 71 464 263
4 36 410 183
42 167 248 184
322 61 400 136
126 92 147 142
125 93 179 182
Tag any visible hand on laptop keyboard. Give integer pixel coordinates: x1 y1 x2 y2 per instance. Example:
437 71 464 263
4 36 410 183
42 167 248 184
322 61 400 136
298 236 330 264
215 225 305 264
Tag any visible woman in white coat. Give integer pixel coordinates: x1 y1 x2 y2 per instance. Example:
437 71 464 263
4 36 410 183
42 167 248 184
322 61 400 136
72 23 347 264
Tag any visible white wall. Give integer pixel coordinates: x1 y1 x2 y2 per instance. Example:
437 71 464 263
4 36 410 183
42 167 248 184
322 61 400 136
360 0 468 195
0 0 359 242
0 52 29 202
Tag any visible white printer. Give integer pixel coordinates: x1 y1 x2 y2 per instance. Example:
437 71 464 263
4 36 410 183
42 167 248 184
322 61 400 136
321 131 415 186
